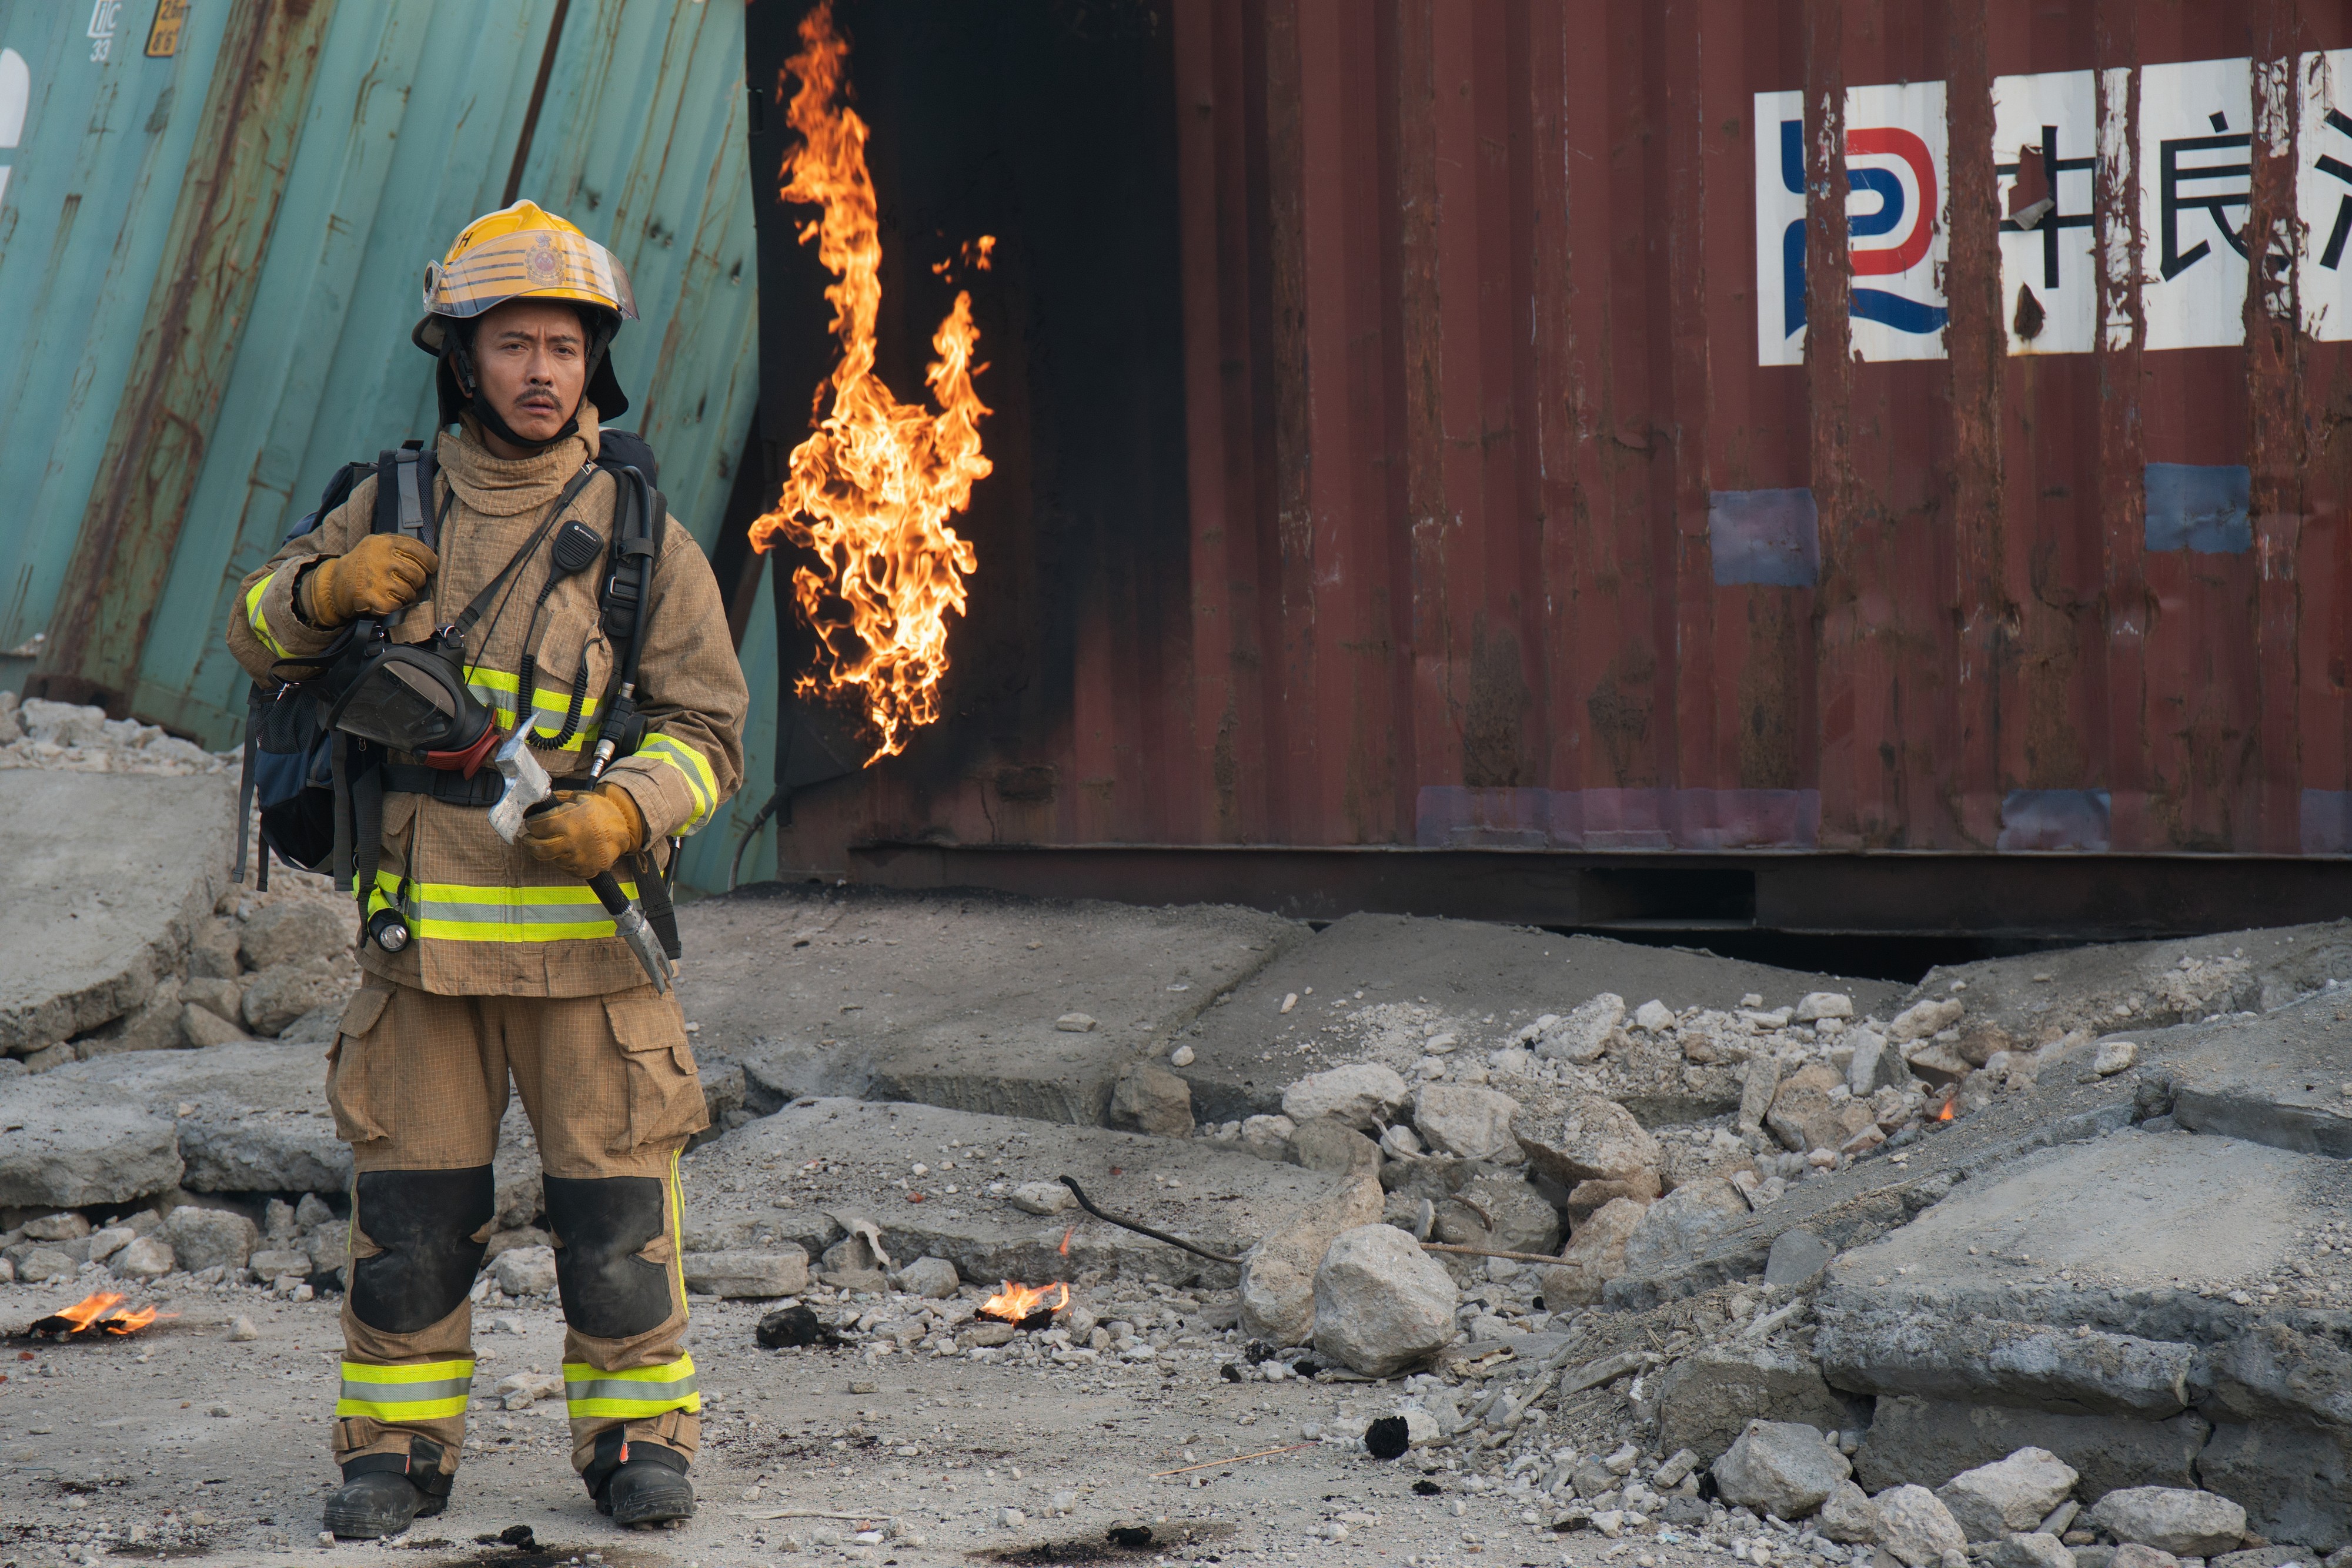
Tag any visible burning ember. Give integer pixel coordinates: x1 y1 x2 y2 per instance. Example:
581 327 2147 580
979 1280 1070 1331
750 0 994 764
28 1291 169 1339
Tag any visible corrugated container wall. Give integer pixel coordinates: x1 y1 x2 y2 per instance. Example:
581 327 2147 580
752 0 2352 935
0 0 769 895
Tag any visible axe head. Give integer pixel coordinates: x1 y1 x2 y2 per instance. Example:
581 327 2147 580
487 728 553 844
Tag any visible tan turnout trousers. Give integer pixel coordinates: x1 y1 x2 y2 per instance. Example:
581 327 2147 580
326 978 709 1479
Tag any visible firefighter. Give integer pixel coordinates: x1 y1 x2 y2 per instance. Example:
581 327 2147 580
223 201 749 1537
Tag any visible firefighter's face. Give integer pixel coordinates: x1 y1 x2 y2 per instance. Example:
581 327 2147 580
473 298 589 446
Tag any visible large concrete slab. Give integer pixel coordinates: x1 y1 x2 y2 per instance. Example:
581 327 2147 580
47 1041 346 1195
674 885 1304 1126
1902 920 2352 1047
2165 1001 2352 1159
0 773 233 1055
0 1075 182 1209
679 1096 1357 1288
1177 913 1910 1124
1818 1128 2352 1545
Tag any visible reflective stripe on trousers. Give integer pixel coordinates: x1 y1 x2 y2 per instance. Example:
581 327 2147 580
562 1353 699 1420
335 1358 476 1422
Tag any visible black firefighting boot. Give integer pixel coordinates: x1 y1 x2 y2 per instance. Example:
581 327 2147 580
583 1430 696 1527
322 1436 452 1539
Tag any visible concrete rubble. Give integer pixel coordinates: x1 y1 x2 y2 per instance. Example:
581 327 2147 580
8 761 2352 1563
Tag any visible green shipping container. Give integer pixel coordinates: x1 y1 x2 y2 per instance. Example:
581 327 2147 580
0 0 774 894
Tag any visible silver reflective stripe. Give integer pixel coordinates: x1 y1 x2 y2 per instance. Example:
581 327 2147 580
339 1375 472 1405
413 896 616 926
564 1372 698 1405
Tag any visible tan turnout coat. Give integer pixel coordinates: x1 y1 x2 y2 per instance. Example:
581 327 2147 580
225 406 749 997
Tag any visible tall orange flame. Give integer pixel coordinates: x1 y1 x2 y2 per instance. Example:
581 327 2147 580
749 1 992 764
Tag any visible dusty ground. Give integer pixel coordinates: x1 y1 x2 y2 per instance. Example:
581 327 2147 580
0 1272 1729 1568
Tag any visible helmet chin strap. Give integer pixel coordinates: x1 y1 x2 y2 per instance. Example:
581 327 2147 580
446 326 612 454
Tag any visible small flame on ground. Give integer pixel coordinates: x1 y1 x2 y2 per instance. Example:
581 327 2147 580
980 1281 1070 1322
1936 1097 1957 1122
1058 1225 1074 1258
749 0 993 765
30 1291 171 1338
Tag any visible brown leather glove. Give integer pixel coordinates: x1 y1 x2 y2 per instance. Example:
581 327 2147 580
299 535 437 628
520 784 646 879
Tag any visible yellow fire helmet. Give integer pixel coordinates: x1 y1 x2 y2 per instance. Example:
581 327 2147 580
411 200 637 428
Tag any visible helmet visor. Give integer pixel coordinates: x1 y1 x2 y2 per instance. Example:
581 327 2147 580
422 228 637 322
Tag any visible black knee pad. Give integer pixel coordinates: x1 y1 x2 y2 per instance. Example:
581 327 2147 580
350 1167 494 1335
542 1175 674 1340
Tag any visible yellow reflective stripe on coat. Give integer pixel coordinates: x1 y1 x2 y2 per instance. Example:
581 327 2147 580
335 1359 475 1421
562 1354 699 1420
362 870 637 942
243 570 289 659
639 733 718 833
465 667 603 752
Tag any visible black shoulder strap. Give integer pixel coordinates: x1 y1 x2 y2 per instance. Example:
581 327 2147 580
372 443 442 549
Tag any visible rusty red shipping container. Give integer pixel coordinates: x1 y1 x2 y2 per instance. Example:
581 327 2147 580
743 1 2352 937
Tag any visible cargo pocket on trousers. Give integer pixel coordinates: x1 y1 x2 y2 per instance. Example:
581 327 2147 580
327 987 394 1145
605 994 709 1152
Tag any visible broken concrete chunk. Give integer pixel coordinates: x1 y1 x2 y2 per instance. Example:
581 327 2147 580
2093 1041 2139 1077
1565 1169 1662 1224
1309 1223 1458 1376
489 1245 557 1296
242 961 351 1038
1710 1419 1851 1519
1904 1041 1974 1087
1514 1093 1659 1186
1633 999 1676 1033
896 1256 959 1299
1288 1117 1381 1175
1763 1228 1835 1289
1539 1196 1648 1309
1106 1059 1193 1138
248 1247 312 1281
113 1235 175 1279
1935 1448 2080 1543
1768 1063 1873 1154
239 900 349 973
2086 1490 2247 1559
1007 1181 1077 1216
1434 1174 1559 1257
1875 1485 1971 1568
1411 1083 1522 1162
1240 1114 1297 1161
179 1004 250 1048
22 1211 92 1241
1538 994 1623 1063
1281 1063 1409 1132
2109 1546 2181 1568
1237 1171 1383 1346
1847 1031 1909 1095
1618 1176 1749 1278
1658 1340 1860 1465
1980 1534 2077 1568
1891 998 1966 1043
683 1248 810 1299
164 1205 257 1275
1740 1057 1782 1132
1818 1480 1880 1543
1796 992 1855 1023
1054 1013 1098 1033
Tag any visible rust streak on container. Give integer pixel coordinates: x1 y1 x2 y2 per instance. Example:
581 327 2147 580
33 0 339 710
1947 0 2003 847
2248 3 2304 855
2093 1 2148 852
1803 0 1857 844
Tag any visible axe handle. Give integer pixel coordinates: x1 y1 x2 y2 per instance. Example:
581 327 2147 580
586 870 632 918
